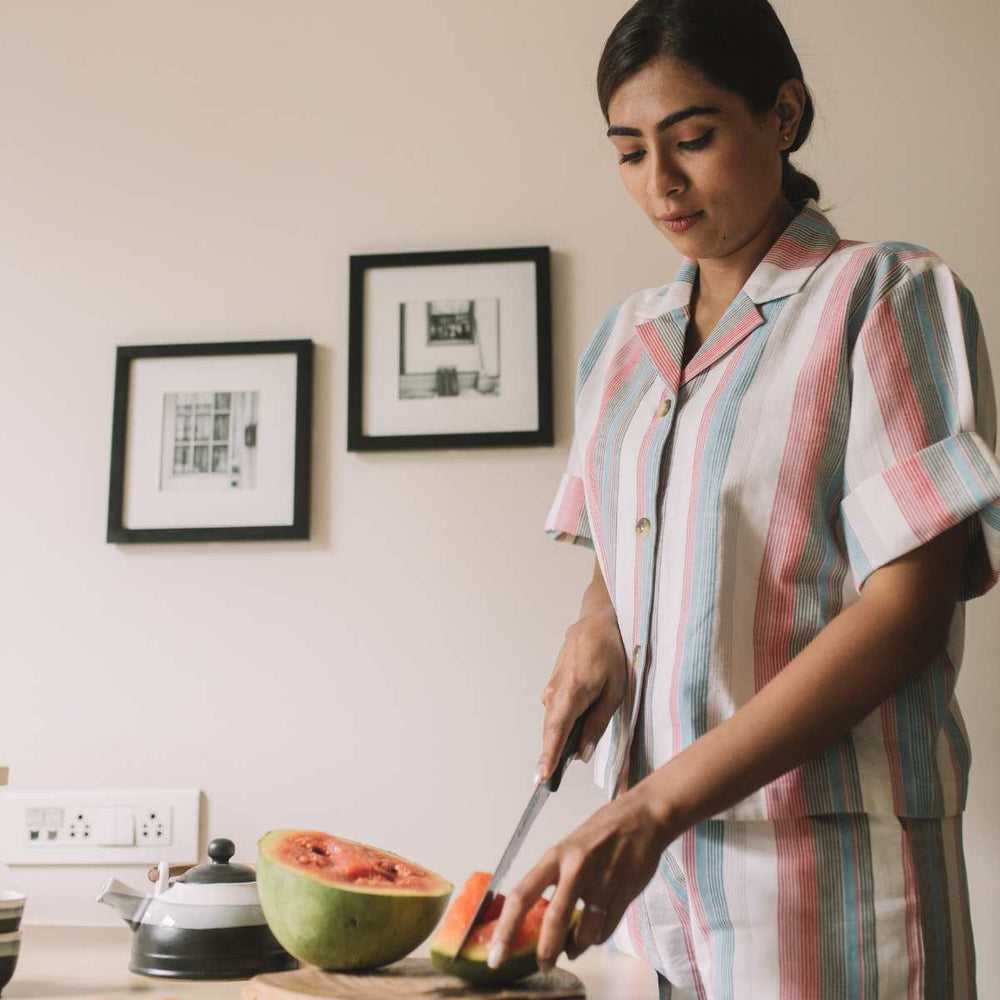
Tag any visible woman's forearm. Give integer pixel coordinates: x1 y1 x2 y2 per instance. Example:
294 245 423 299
579 555 614 619
636 586 953 838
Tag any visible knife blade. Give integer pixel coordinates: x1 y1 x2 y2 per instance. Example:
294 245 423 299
450 712 587 964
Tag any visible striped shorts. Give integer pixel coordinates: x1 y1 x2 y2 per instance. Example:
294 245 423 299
609 813 976 999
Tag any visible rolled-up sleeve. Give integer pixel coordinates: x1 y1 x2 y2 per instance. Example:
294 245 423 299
839 258 1000 600
545 424 593 548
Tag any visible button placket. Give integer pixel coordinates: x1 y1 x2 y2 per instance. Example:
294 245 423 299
618 396 676 792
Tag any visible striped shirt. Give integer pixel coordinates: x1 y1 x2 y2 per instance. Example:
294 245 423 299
545 197 1000 819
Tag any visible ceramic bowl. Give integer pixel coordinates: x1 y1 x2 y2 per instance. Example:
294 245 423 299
0 931 20 996
0 893 24 935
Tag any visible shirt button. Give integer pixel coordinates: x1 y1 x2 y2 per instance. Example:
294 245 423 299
656 398 672 418
632 645 642 667
636 517 651 537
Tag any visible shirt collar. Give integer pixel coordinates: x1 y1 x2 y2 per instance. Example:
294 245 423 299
631 199 842 392
635 197 842 317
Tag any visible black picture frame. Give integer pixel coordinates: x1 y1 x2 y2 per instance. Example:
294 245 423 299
107 339 313 543
347 245 553 451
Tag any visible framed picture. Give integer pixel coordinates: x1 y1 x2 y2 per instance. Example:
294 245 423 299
107 340 313 543
347 245 552 451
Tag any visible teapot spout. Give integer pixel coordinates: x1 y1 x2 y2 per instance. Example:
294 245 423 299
96 877 149 929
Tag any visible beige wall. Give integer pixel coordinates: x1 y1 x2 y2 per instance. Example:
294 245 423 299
1 0 997 992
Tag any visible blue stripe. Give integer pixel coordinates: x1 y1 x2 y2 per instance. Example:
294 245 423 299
678 294 772 745
695 823 735 1000
577 301 623 399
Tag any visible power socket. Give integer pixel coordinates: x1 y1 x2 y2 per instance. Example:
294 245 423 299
64 807 95 844
136 805 173 845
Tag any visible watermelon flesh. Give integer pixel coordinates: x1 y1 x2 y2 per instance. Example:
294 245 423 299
269 830 440 892
257 830 452 971
429 871 580 986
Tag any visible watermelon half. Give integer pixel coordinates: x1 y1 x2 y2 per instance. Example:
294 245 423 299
257 830 452 971
429 871 581 986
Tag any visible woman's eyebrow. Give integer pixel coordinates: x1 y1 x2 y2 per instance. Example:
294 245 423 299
606 105 720 138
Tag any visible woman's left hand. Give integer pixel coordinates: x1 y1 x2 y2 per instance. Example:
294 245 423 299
486 785 673 972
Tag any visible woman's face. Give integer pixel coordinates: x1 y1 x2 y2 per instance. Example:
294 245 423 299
606 56 801 261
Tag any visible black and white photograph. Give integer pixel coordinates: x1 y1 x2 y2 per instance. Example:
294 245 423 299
348 246 551 451
161 390 260 490
398 297 500 401
107 340 312 542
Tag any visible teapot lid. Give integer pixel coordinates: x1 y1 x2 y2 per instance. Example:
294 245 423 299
177 838 256 884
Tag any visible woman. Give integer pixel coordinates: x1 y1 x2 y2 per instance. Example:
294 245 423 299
486 1 1000 997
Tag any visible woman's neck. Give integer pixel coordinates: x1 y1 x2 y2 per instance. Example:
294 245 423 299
692 197 797 313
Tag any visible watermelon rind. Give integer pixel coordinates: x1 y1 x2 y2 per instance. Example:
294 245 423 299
429 906 581 986
430 942 539 986
257 830 452 971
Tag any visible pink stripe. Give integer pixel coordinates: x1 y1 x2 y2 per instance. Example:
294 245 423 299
654 865 709 1000
884 450 956 541
683 305 763 384
757 246 877 814
636 319 682 387
764 231 840 269
624 896 648 963
555 475 586 537
774 818 820 999
864 289 933 458
897 249 938 264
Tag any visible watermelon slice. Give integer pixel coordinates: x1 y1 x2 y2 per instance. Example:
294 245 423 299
429 871 581 985
257 830 452 971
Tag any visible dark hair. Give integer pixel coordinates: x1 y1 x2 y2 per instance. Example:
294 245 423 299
597 0 820 204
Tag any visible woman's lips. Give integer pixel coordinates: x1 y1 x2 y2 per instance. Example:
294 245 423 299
659 211 705 233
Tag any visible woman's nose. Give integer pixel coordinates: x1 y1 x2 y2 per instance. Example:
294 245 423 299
647 151 685 199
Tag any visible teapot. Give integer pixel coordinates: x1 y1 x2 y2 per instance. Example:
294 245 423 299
97 837 296 980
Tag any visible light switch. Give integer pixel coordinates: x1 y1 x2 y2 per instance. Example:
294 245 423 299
44 808 64 827
94 808 116 846
26 808 43 826
94 807 135 846
114 807 135 846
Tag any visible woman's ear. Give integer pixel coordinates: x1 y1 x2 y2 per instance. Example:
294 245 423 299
773 78 806 146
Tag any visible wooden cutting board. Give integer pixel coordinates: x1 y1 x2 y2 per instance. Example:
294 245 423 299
242 958 585 999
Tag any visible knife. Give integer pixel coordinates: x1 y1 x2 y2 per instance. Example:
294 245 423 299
451 712 587 963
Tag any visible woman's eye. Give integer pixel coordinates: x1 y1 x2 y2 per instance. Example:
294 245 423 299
618 150 645 165
678 130 715 151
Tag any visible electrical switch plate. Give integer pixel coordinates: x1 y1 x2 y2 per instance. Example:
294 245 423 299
0 788 200 865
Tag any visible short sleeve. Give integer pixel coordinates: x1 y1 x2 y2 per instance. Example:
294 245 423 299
839 258 1000 600
544 421 594 548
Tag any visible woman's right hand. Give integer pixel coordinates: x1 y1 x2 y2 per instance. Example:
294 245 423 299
536 561 627 784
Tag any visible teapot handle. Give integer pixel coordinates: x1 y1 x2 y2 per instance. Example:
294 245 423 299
146 863 193 884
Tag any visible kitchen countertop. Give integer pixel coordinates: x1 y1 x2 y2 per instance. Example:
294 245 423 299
5 926 659 999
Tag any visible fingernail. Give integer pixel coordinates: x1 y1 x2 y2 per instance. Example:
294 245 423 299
580 741 596 764
487 943 504 969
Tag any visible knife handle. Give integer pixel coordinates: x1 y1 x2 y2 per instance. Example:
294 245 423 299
545 713 587 793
